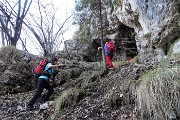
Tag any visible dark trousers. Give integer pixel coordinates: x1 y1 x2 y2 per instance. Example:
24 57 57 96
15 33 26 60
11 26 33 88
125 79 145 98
34 74 40 88
28 78 54 106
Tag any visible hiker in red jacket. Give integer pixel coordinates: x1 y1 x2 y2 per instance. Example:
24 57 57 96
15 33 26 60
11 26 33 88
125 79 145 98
98 38 115 70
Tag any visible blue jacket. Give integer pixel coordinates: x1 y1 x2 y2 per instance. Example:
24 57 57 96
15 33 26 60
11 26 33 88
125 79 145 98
104 44 109 56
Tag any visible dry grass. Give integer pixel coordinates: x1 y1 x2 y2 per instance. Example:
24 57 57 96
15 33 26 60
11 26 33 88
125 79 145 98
167 38 180 56
113 56 139 70
159 53 180 68
105 79 137 108
53 88 84 118
130 55 139 64
113 60 129 70
137 66 180 119
106 87 122 108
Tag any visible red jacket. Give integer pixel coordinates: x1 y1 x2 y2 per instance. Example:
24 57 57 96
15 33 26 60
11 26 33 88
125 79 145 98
106 41 115 52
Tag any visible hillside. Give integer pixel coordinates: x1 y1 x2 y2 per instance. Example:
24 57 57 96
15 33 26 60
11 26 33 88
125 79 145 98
0 0 180 119
0 45 180 120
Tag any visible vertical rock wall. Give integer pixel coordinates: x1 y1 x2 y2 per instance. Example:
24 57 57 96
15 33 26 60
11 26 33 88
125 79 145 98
106 0 180 64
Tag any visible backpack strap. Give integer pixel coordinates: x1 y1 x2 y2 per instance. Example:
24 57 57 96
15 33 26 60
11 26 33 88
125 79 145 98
32 68 36 76
42 63 52 76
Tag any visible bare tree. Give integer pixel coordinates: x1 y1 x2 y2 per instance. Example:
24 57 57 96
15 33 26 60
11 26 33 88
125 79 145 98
24 0 73 56
1 29 5 46
0 0 32 47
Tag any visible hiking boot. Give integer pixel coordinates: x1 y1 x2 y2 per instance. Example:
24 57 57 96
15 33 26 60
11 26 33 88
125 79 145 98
40 102 49 110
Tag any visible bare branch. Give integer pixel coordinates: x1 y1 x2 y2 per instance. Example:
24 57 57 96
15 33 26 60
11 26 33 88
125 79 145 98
0 0 32 47
54 13 73 40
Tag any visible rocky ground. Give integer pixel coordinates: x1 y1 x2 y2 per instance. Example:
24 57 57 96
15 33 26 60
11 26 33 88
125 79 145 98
0 44 153 120
0 60 149 120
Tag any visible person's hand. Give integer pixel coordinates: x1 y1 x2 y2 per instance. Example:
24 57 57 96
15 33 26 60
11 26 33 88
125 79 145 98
98 47 102 51
58 64 66 68
60 64 66 67
58 64 64 66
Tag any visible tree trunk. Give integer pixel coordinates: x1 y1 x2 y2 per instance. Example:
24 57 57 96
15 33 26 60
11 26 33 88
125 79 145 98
99 0 107 72
10 37 18 47
1 30 5 46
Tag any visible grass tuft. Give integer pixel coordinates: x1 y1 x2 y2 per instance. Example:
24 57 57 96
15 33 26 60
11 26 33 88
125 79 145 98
137 66 180 119
53 88 85 118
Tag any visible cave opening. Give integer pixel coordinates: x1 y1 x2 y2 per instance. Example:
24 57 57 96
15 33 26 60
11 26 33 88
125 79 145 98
114 24 138 61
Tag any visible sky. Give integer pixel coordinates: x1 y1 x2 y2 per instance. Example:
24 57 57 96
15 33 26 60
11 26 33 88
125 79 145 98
18 0 78 55
0 0 78 55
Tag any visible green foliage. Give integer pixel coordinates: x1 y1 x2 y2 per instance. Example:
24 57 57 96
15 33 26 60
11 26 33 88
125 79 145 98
73 0 93 42
74 0 95 26
137 66 180 119
74 20 92 42
75 0 94 12
74 0 101 42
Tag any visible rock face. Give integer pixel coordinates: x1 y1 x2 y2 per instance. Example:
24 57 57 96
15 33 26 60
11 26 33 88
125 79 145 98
173 38 180 54
0 47 37 95
105 0 180 63
61 0 179 64
55 39 101 62
0 47 179 119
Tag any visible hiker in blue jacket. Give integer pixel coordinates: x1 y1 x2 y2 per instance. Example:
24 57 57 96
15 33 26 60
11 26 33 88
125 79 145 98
27 57 65 110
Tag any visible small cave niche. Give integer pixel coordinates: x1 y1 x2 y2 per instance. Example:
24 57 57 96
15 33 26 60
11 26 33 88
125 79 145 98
114 24 138 61
160 36 179 56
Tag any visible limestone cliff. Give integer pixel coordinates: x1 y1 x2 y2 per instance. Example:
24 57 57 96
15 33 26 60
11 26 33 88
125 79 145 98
104 0 180 63
65 0 179 64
